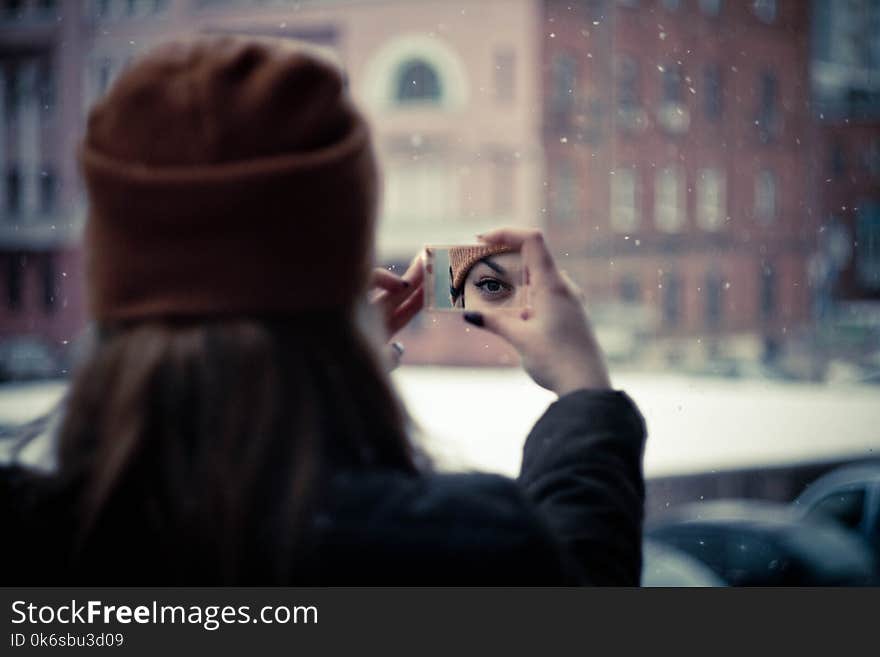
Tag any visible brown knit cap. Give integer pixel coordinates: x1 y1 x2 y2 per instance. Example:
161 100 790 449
448 244 514 292
80 35 378 321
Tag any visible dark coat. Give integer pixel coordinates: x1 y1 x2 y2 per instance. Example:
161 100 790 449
0 389 646 585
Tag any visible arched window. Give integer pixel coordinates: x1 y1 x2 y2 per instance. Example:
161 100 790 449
395 59 442 104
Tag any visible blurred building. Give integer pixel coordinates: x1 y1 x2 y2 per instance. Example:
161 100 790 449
0 0 87 376
1 0 875 372
541 0 817 367
1 0 547 369
811 0 880 304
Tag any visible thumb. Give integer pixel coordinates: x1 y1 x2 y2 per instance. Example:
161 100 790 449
463 309 524 346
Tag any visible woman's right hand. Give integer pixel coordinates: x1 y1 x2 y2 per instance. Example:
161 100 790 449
463 228 611 396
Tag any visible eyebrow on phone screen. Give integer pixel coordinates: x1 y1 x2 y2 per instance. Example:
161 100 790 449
479 257 506 276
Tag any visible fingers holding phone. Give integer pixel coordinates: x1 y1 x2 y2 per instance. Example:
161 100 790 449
423 228 611 396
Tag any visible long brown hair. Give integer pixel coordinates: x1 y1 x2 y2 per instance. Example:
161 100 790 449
55 310 420 582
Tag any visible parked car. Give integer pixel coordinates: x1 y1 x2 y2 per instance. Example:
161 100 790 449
792 461 880 556
0 338 59 382
641 539 726 587
647 500 877 586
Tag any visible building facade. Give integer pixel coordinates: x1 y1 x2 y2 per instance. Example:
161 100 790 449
811 0 880 305
541 0 816 366
0 0 543 369
1 1 88 375
2 0 871 372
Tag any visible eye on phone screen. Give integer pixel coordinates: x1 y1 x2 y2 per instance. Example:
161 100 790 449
423 245 526 312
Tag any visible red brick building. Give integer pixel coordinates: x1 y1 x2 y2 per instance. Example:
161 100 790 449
810 0 880 305
541 0 816 364
816 119 880 302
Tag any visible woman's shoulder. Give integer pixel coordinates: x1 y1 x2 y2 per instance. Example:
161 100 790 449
317 469 573 584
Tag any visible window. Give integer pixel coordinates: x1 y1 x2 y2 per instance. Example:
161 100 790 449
493 50 515 103
611 168 639 232
864 138 880 176
551 53 577 113
584 97 603 142
97 57 113 95
40 167 56 214
121 0 162 16
553 159 577 223
699 0 722 17
662 271 682 327
617 56 639 110
38 59 55 112
5 64 19 114
655 166 685 232
759 72 777 112
6 167 21 217
754 169 777 223
620 275 641 303
95 0 112 19
705 270 724 327
395 59 442 104
759 262 775 321
6 255 22 311
662 63 683 104
696 168 725 231
856 201 880 289
804 489 866 531
752 0 777 24
757 71 778 141
704 65 722 119
41 254 56 312
830 142 846 177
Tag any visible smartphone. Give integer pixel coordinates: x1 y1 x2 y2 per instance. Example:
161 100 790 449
424 244 527 312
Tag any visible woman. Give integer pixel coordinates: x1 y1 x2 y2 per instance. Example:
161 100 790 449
0 36 645 585
448 244 527 311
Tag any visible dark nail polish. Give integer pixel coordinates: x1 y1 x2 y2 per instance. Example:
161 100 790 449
463 312 484 327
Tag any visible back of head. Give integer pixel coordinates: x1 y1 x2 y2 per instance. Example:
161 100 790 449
81 35 378 320
48 36 416 583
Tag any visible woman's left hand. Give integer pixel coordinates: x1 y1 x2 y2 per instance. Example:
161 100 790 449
369 253 424 368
